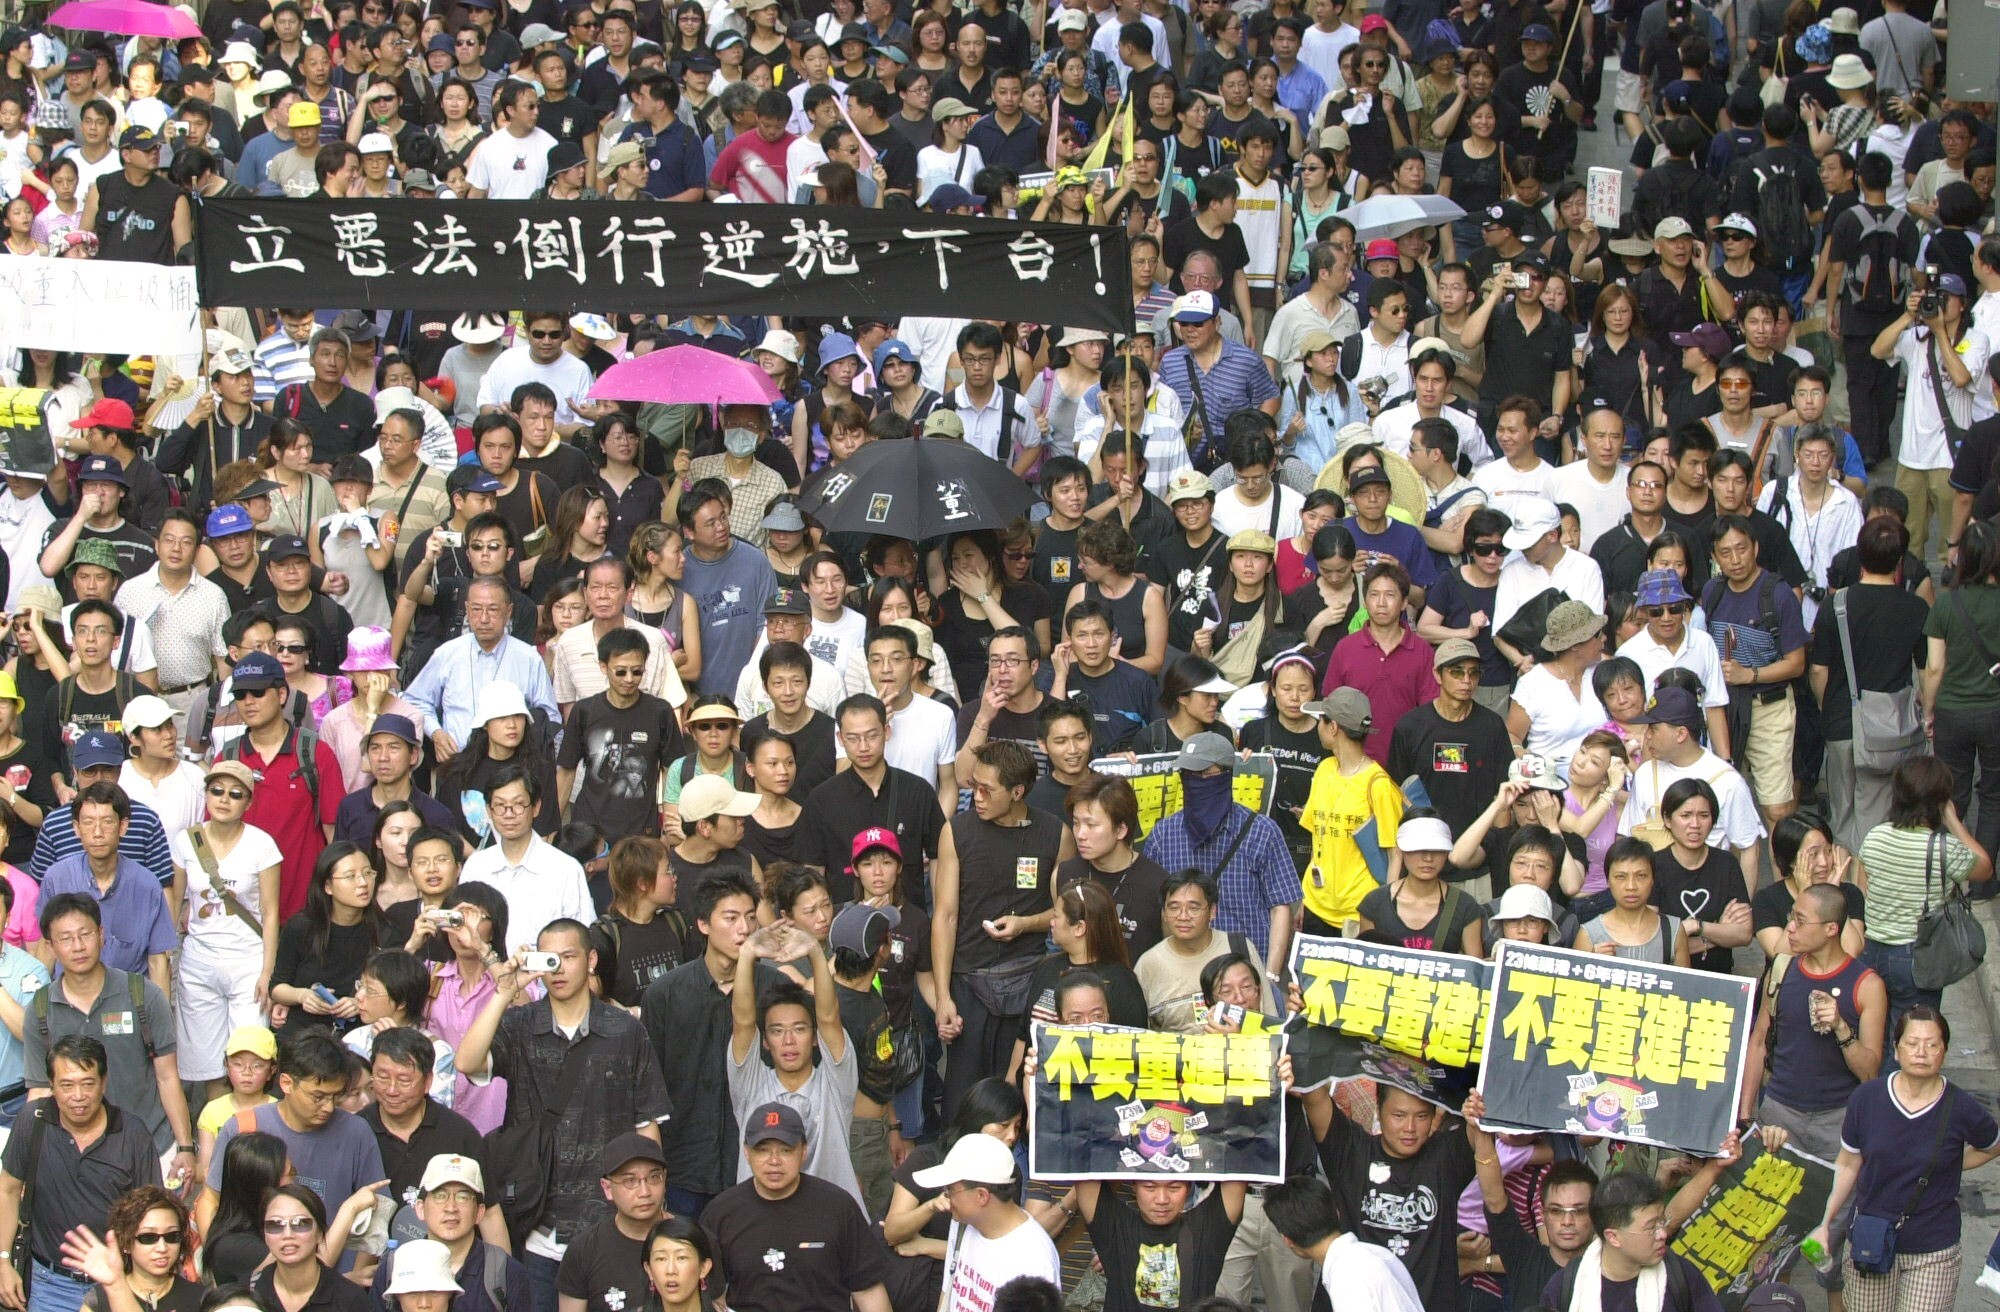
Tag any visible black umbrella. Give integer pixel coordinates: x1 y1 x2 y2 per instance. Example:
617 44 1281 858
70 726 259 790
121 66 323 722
797 436 1038 540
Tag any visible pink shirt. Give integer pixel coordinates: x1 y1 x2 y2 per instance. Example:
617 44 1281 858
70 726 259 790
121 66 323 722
3 866 37 949
708 130 794 204
1322 624 1440 764
427 960 507 1134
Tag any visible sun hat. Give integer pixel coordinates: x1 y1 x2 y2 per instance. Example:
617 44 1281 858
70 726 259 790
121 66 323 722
1541 600 1606 654
1634 568 1694 609
753 329 802 365
340 626 398 673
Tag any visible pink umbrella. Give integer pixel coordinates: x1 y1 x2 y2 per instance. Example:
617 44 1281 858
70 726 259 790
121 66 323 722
589 344 779 406
50 0 202 38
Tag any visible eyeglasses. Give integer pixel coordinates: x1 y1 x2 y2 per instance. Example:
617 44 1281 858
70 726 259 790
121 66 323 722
264 1217 317 1235
1441 664 1482 679
132 1232 181 1247
1630 479 1664 490
1003 549 1034 560
206 784 249 801
528 329 566 340
1545 1205 1590 1219
1470 542 1505 556
490 797 532 814
1717 379 1753 390
1644 603 1691 617
987 655 1028 669
272 642 310 655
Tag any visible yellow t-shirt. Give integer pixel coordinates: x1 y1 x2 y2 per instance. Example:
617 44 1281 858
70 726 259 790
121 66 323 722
1299 757 1405 926
198 1092 276 1137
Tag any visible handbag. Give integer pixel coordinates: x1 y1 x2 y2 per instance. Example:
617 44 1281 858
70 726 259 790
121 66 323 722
1850 1086 1955 1274
1495 586 1567 664
1912 830 1986 990
1832 589 1926 773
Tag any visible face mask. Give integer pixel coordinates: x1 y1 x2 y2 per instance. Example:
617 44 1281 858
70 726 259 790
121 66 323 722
724 426 759 457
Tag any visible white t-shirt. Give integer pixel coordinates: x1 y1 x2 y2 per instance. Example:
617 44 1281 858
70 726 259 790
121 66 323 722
1210 484 1304 541
916 143 985 205
807 607 867 672
466 127 558 199
171 822 283 955
1550 459 1628 553
1318 1234 1422 1312
1372 402 1493 466
473 344 598 424
1508 663 1606 772
461 836 594 952
0 489 55 611
943 1214 1064 1312
1492 548 1605 637
1472 456 1560 508
121 759 207 851
1618 626 1729 710
1894 326 1993 471
1620 749 1765 852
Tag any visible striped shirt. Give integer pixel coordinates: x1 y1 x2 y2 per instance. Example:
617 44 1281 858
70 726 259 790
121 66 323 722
251 329 314 404
30 799 175 887
1157 340 1279 460
1856 824 1977 945
1140 805 1297 960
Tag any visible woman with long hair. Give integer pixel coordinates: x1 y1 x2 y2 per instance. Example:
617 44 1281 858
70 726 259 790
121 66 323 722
1856 756 1993 1024
626 521 700 683
1287 522 1362 647
932 529 1050 696
1580 284 1662 434
9 348 91 448
198 1132 290 1284
368 801 421 910
1239 649 1323 873
1187 6 1242 91
1752 812 1866 959
742 0 787 66
251 1184 381 1312
909 11 952 75
1051 51 1107 148
1435 95 1505 260
1806 54 1877 154
1560 728 1630 918
1248 59 1303 165
872 340 942 423
1923 521 2000 863
841 577 959 702
1129 654 1231 754
269 842 383 1035
1278 332 1367 474
591 413 665 561
2 197 43 257
668 1 708 58
917 99 984 206
529 485 611 603
423 880 510 1132
1010 880 1147 1078
30 158 84 249
433 685 559 844
536 576 589 674
257 420 333 540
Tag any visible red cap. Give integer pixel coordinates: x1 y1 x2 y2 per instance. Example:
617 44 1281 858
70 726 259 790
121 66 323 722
1360 13 1389 30
1364 238 1400 261
851 826 902 863
74 398 135 432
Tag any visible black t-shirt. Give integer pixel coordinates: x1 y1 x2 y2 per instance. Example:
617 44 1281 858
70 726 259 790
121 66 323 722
956 700 1051 781
555 1215 648 1312
834 979 896 1104
1034 521 1082 611
494 470 562 548
1478 304 1574 410
517 444 596 493
744 709 837 799
0 736 57 866
557 692 685 838
1161 216 1252 291
1055 853 1172 957
1829 201 1924 339
1808 581 1930 741
1148 531 1230 651
1423 567 1507 685
1358 882 1486 952
1540 1251 1724 1312
269 592 355 674
700 1176 891 1312
667 847 754 919
861 128 919 194
1051 660 1159 754
1238 716 1320 871
798 766 945 905
1020 953 1150 1043
276 382 376 463
1384 703 1515 873
1087 1186 1240 1312
590 908 692 1006
1749 879 1865 937
1314 1110 1476 1312
1650 845 1749 972
41 520 157 602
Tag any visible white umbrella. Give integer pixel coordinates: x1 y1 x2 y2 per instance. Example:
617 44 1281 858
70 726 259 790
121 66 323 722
1343 194 1467 241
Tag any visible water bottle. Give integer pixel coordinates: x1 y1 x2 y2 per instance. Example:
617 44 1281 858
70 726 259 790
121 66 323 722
1800 1238 1835 1275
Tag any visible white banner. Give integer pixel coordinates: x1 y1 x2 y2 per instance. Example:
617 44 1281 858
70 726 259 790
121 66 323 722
1587 167 1623 229
0 256 202 357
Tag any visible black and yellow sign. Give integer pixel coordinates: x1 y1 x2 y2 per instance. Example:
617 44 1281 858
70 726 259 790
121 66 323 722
1028 1023 1287 1182
1286 934 1491 1111
1673 1131 1835 1310
1476 943 1754 1155
0 389 56 478
1086 751 1276 839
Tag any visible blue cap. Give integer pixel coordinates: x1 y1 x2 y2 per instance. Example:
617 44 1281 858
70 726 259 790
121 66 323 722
927 184 978 213
205 503 254 538
426 32 454 52
1635 567 1694 609
366 712 421 746
230 651 287 692
818 331 862 374
1631 686 1704 730
1521 21 1555 40
872 337 918 375
76 454 127 487
72 730 127 771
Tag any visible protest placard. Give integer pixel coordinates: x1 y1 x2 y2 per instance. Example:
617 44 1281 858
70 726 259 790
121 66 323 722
195 199 1132 330
0 389 57 479
1588 167 1623 228
1286 934 1490 1111
1476 942 1754 1154
1028 1023 1287 1182
1086 751 1275 838
0 257 201 357
1672 1132 1835 1311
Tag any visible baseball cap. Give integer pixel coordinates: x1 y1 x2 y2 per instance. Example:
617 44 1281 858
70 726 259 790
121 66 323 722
744 1102 807 1147
1632 686 1704 730
1360 13 1389 30
852 826 902 863
72 730 127 771
1521 21 1554 39
1502 497 1560 550
1347 466 1392 493
1226 529 1277 555
366 712 421 747
288 101 321 127
420 1154 486 1197
263 534 310 563
230 652 287 691
1055 8 1089 29
912 1131 1017 1188
679 774 759 824
1171 290 1218 323
1511 250 1550 274
1935 273 1970 299
75 398 135 432
209 348 254 378
1172 732 1236 774
926 183 978 213
762 585 808 615
1363 238 1399 262
122 695 176 731
1509 752 1564 790
225 1024 278 1061
1482 200 1526 231
1652 216 1695 241
117 125 157 151
62 50 92 72
1433 638 1481 669
1303 687 1371 734
922 410 965 439
930 96 976 122
600 1133 667 1177
1165 469 1215 504
830 902 900 957
1668 322 1732 360
1715 213 1758 238
447 465 503 496
206 760 257 793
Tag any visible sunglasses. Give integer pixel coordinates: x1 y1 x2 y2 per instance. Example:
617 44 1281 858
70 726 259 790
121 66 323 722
528 329 566 340
1470 542 1505 556
206 784 249 801
264 1218 316 1235
1003 549 1033 560
1643 603 1691 617
132 1232 181 1247
273 642 310 655
1717 379 1753 390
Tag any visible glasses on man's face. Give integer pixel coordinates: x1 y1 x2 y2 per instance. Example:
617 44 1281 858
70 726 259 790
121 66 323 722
206 784 249 801
1631 479 1664 490
1718 379 1752 391
490 797 532 815
1644 603 1690 618
529 329 565 340
264 1217 316 1235
987 655 1027 670
1545 1205 1590 1219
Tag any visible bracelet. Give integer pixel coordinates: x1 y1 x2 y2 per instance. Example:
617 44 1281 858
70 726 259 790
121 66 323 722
1838 1032 1857 1048
1475 1154 1497 1165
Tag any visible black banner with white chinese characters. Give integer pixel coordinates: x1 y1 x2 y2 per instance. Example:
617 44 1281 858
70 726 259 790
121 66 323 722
1286 934 1490 1111
1672 1131 1835 1312
1028 1024 1287 1183
1476 943 1754 1155
193 198 1131 329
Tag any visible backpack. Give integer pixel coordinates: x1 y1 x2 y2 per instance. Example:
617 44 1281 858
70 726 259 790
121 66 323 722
219 722 321 804
1556 1246 1695 1312
1701 569 1783 657
1845 204 1911 317
35 970 154 1060
1749 159 1812 269
938 386 1022 467
58 671 141 732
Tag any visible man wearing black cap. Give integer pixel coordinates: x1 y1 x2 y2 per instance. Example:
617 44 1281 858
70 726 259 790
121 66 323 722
265 534 354 672
555 1136 670 1312
1619 685 1765 893
82 124 189 265
827 903 900 1216
1465 202 1529 288
331 712 456 840
38 454 158 594
700 1102 892 1312
1494 21 1578 175
1462 250 1575 427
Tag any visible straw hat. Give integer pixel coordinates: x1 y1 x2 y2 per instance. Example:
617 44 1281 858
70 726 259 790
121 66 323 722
1315 427 1425 523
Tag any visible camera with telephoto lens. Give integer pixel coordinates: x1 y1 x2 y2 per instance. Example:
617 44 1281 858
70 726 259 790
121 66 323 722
1919 265 1942 319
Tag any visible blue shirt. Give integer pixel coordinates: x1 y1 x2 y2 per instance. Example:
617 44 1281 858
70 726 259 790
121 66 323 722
235 127 290 194
1141 806 1298 959
1344 516 1439 589
683 539 777 698
1157 340 1280 466
38 855 179 975
30 801 173 888
1276 62 1328 129
0 946 50 1091
404 634 560 751
621 118 709 199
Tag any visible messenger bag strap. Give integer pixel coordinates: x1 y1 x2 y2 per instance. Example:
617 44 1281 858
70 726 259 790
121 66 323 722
187 824 264 939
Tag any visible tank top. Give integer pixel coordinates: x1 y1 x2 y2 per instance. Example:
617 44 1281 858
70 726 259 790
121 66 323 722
948 808 1067 974
628 592 685 653
1765 953 1875 1113
93 173 180 264
1582 913 1675 963
1084 579 1149 661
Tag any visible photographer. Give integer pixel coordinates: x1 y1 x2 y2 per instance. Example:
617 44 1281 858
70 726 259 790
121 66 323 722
1872 273 1993 562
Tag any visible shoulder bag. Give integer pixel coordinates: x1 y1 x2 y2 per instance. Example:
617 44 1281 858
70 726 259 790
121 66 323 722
1912 829 1986 990
1832 589 1926 773
482 1014 592 1246
1849 1083 1956 1273
186 824 264 939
